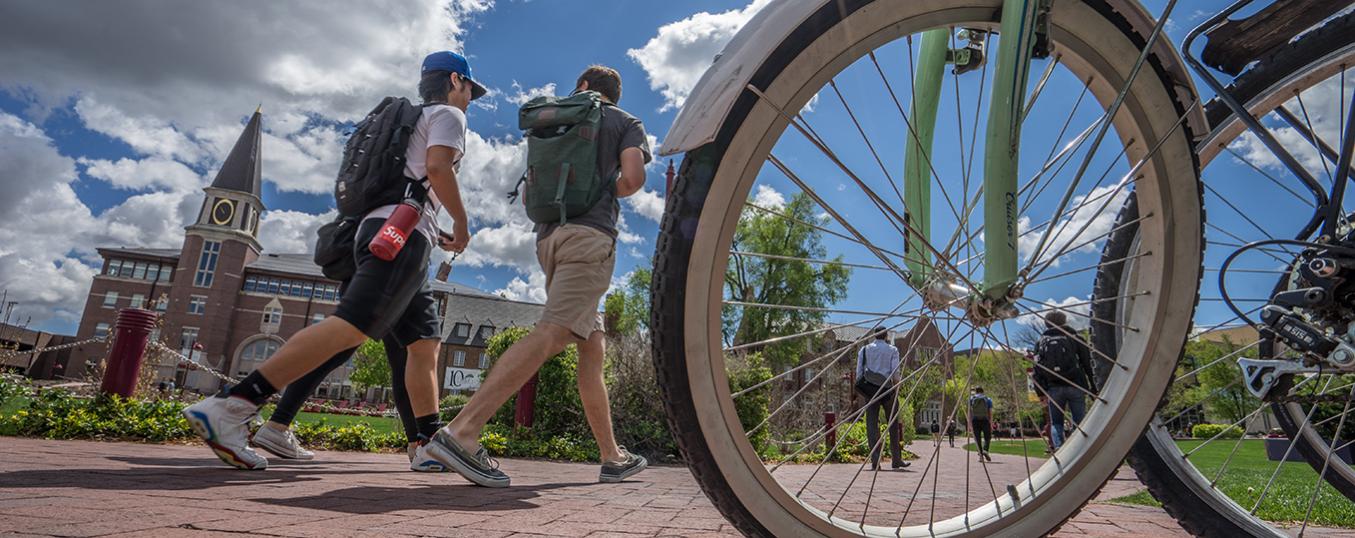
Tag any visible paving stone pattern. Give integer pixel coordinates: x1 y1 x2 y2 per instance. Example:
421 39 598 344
0 437 1336 537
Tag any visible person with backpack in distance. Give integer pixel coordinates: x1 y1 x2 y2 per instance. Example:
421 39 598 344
968 387 994 461
419 66 650 487
854 327 909 471
945 418 958 447
1032 311 1096 451
180 51 483 471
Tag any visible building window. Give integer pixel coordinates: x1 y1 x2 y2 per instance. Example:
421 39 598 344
180 327 199 354
310 313 325 325
243 275 258 292
188 295 207 315
303 282 314 298
155 296 169 312
193 241 222 287
149 328 161 344
263 306 283 325
94 323 110 339
119 261 134 278
103 291 119 308
453 350 466 367
478 353 489 369
158 265 173 282
106 259 122 276
237 339 281 376
132 262 147 280
455 323 471 339
130 294 146 309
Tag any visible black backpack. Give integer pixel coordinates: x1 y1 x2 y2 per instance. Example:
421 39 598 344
315 97 423 281
1036 334 1085 387
333 97 424 218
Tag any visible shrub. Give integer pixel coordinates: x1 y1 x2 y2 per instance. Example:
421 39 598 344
605 331 679 462
1192 423 1244 439
486 327 587 438
439 393 469 423
5 390 193 443
727 352 773 458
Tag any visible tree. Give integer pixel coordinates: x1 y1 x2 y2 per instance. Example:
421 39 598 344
724 192 852 369
349 339 392 398
604 267 652 336
1182 337 1259 427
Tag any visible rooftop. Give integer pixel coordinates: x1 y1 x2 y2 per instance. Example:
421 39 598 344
442 294 545 346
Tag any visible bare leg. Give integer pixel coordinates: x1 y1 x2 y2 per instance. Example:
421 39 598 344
446 322 574 448
404 338 441 418
577 330 622 463
257 317 367 388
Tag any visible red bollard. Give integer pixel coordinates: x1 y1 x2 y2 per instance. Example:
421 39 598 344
514 372 539 428
825 411 837 448
99 308 158 398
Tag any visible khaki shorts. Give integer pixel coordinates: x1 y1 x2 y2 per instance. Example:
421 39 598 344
537 224 615 339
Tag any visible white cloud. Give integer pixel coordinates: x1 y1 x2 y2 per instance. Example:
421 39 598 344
258 209 337 254
752 184 786 209
624 187 666 222
1018 295 1090 331
1226 68 1354 180
1018 184 1129 268
2 1 491 131
506 81 557 106
616 213 644 245
627 0 774 111
78 156 202 192
496 270 547 303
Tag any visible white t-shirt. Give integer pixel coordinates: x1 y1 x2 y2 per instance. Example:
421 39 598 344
363 104 467 245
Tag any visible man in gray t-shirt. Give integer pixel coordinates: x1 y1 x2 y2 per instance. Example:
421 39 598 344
428 66 652 488
534 100 651 241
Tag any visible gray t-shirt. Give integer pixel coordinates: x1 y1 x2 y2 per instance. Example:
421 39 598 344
534 103 651 242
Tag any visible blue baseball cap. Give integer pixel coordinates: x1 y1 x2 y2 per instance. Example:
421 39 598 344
422 51 488 101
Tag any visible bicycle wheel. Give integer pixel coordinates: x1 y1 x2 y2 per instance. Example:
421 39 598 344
651 0 1202 536
1111 10 1355 537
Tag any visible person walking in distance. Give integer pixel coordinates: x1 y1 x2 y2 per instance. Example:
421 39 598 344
945 418 958 448
180 51 481 470
968 387 994 461
420 66 651 487
1033 311 1096 450
854 327 909 471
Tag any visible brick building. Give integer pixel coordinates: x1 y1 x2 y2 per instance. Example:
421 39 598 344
67 109 543 399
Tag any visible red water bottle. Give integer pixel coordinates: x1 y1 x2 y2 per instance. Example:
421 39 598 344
369 200 422 261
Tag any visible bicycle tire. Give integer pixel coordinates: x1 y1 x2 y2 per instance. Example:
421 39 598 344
1119 10 1355 537
651 0 1202 535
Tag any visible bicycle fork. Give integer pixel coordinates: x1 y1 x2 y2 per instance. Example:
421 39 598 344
904 0 1044 322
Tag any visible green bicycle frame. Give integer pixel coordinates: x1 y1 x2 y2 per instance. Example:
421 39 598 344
904 0 1040 300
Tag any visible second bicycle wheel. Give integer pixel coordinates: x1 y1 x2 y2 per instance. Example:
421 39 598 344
1114 9 1355 537
651 0 1202 536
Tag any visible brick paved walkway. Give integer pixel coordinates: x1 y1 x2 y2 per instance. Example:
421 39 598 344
0 437 1331 537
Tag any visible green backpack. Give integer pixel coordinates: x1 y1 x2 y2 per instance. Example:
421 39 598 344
509 91 606 224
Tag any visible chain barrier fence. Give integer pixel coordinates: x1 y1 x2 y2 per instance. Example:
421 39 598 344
2 336 466 419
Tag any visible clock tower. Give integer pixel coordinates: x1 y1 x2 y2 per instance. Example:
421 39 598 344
166 107 267 382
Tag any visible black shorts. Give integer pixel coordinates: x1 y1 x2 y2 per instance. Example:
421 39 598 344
333 219 440 346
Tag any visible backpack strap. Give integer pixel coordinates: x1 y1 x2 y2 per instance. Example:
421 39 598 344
554 162 571 224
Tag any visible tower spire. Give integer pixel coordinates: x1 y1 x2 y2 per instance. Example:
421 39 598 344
209 109 263 200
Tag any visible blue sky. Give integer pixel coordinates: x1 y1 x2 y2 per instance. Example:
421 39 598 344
1 0 1350 343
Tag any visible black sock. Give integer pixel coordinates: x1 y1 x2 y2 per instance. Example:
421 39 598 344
415 414 442 441
226 371 277 406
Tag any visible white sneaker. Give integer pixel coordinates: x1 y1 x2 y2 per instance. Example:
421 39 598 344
182 396 268 470
251 424 314 460
408 442 449 472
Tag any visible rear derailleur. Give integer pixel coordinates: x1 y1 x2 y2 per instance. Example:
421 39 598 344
1240 241 1355 401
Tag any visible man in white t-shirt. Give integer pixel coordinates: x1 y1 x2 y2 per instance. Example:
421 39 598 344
182 51 482 471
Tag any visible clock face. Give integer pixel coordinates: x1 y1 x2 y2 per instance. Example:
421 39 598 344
211 199 236 226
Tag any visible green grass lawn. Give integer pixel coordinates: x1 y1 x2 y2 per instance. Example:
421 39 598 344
964 438 1354 527
1112 439 1355 528
962 438 1049 457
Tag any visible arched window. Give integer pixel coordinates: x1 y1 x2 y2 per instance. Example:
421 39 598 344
236 338 281 376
